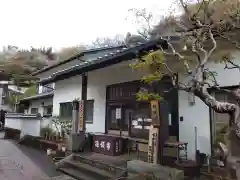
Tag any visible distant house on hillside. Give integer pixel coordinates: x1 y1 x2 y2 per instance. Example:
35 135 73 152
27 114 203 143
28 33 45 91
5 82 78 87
0 82 24 112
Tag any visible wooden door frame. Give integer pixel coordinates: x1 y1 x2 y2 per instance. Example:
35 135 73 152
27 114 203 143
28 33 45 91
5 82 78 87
104 79 180 141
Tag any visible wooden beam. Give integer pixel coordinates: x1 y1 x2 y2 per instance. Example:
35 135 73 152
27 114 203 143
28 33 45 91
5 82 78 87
81 73 88 132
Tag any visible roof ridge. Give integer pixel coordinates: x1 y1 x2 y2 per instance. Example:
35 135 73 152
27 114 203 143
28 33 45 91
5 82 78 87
40 39 167 85
32 45 126 76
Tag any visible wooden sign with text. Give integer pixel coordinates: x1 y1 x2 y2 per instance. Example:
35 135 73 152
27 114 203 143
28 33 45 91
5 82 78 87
79 100 84 131
148 126 159 164
150 100 160 127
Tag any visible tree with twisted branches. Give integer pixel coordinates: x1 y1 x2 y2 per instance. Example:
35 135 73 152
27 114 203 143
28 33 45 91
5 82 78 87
130 0 240 170
0 46 55 86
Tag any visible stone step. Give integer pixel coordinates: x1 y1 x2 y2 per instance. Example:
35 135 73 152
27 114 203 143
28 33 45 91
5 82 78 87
64 159 114 179
51 175 77 180
58 167 97 180
57 154 128 180
73 154 125 173
127 160 184 180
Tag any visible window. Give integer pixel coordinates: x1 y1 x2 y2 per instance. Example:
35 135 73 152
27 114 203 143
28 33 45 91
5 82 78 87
1 98 6 105
60 100 94 123
85 100 94 124
108 106 120 130
107 102 151 138
31 108 38 114
43 105 53 116
41 83 54 93
60 102 72 119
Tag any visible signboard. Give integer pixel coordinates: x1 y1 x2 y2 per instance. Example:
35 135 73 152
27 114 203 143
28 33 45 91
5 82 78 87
94 140 112 151
79 100 84 131
92 135 123 156
150 100 160 127
148 126 159 164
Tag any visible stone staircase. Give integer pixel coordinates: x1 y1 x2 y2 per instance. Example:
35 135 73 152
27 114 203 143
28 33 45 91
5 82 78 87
56 154 127 180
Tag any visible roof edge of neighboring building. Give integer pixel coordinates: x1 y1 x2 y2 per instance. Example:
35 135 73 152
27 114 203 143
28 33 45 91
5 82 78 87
31 45 126 76
19 91 54 102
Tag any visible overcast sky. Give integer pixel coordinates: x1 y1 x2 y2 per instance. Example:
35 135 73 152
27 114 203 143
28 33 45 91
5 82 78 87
0 0 176 50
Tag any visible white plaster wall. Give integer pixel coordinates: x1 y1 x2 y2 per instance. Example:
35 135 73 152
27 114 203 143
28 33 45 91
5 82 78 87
21 119 41 137
53 75 82 116
86 60 146 133
5 117 41 137
5 118 21 130
178 53 240 159
178 91 211 159
28 98 53 115
52 60 145 133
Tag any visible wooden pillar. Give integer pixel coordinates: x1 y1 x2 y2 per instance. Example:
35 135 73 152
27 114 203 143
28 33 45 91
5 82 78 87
79 73 88 132
158 101 169 164
148 100 160 164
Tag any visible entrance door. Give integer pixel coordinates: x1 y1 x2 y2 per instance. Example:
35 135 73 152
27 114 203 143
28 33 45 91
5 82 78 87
107 103 136 136
107 104 122 131
122 104 135 136
164 88 179 142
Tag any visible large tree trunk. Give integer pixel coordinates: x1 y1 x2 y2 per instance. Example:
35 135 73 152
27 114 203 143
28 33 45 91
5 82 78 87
192 85 240 140
194 86 236 113
192 85 240 178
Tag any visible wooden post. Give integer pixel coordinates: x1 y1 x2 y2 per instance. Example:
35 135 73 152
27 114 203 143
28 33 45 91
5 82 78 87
80 73 88 132
79 100 84 131
148 100 169 165
148 100 160 164
46 132 49 140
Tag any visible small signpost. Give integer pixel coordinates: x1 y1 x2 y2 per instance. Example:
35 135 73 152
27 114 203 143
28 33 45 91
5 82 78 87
148 100 161 164
148 100 168 165
79 100 84 131
115 108 121 119
148 127 159 164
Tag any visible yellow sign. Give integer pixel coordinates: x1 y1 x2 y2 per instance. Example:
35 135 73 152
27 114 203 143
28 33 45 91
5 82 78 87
150 100 160 126
79 100 84 131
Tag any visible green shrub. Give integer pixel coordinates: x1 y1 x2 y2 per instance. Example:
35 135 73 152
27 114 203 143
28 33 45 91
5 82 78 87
215 125 229 144
40 126 53 136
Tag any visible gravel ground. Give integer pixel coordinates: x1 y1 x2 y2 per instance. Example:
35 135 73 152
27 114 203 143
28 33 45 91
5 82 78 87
0 133 75 180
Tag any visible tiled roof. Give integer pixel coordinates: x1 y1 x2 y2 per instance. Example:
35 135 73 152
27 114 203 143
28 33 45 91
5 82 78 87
47 47 128 77
40 39 167 85
32 45 125 76
20 91 54 102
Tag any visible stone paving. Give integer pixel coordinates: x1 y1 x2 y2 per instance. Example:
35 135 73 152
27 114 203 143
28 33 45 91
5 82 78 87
0 133 76 180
